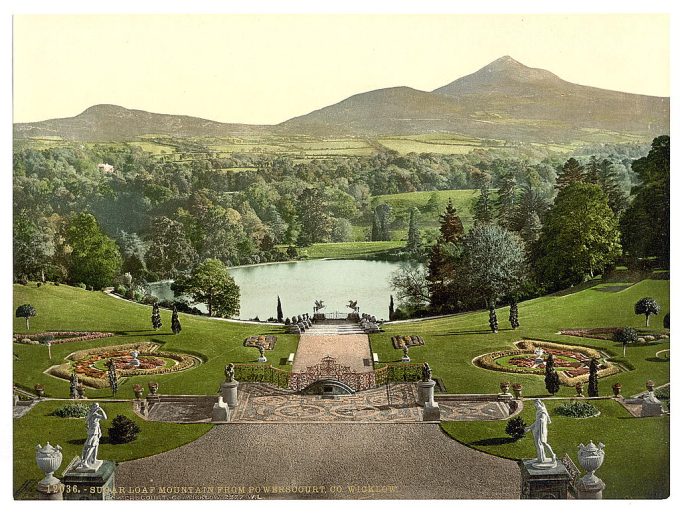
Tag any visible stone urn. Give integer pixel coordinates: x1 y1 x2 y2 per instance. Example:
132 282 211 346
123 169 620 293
511 383 523 399
500 382 510 394
612 383 622 397
34 384 45 397
76 384 86 399
35 442 63 488
577 441 606 486
133 384 144 399
646 380 655 393
575 382 584 397
148 382 159 395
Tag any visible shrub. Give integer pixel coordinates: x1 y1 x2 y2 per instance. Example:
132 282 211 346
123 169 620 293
554 401 600 418
52 403 89 418
76 282 87 289
114 284 127 296
613 326 638 344
663 313 670 329
505 416 527 440
108 414 141 444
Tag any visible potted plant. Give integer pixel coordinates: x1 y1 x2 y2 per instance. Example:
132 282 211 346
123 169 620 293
575 382 584 397
511 383 523 399
646 380 655 393
148 382 159 395
34 384 45 397
133 384 144 399
612 383 622 397
76 383 86 399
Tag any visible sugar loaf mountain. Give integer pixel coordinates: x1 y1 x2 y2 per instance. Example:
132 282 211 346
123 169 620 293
14 56 669 144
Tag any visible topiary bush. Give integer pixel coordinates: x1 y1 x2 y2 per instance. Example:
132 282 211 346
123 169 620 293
635 297 661 327
613 326 638 344
554 401 600 418
505 416 527 440
52 403 90 418
108 414 141 444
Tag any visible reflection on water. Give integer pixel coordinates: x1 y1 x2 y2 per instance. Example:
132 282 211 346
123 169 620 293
147 259 404 320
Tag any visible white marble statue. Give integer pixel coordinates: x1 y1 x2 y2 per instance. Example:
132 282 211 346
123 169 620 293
525 399 557 467
77 403 107 471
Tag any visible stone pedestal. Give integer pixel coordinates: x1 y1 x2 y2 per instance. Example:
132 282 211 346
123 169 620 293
212 397 231 422
220 380 239 407
258 356 268 363
422 401 440 421
520 459 571 499
576 476 606 499
417 379 436 407
497 392 514 401
63 458 116 500
401 356 411 363
37 482 64 500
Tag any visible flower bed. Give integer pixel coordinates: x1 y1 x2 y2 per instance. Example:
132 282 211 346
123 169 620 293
46 342 200 388
14 331 114 345
473 340 620 385
244 335 277 350
559 327 668 342
391 335 425 349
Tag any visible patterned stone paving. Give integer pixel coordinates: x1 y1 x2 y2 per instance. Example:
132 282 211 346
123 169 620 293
231 382 420 422
438 400 511 421
292 333 373 374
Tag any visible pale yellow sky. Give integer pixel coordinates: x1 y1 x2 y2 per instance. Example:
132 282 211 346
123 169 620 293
13 14 670 125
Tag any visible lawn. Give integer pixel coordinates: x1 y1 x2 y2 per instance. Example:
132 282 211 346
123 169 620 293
371 278 670 397
13 400 212 498
13 283 299 399
441 399 670 499
296 240 406 259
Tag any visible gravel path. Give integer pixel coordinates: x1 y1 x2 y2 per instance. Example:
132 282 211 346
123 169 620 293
115 423 520 499
292 334 372 373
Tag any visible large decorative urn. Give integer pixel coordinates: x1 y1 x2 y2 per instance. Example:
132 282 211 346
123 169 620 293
35 442 63 488
577 441 605 485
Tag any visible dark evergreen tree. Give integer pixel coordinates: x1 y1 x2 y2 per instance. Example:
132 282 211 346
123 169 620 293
108 415 141 444
406 208 421 251
663 313 670 329
509 299 520 329
495 172 518 228
389 295 395 321
107 359 118 396
151 302 162 330
556 157 585 189
438 198 465 243
544 353 560 395
276 296 284 323
488 301 498 333
585 156 600 184
171 305 182 335
473 181 494 225
371 204 392 241
587 358 599 397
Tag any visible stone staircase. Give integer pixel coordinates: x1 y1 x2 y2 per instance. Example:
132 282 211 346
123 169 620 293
304 322 366 336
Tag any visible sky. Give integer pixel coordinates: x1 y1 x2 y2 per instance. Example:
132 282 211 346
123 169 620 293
12 13 670 125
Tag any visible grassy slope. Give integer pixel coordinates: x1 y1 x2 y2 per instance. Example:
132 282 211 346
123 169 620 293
13 284 299 398
371 279 670 397
441 399 670 499
298 240 405 259
14 401 212 497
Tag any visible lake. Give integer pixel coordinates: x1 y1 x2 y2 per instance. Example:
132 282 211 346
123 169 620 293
147 259 406 321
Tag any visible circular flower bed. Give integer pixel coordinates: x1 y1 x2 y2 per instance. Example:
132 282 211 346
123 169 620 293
47 342 201 388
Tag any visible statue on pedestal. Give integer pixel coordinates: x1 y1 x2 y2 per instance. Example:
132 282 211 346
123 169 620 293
422 362 432 382
224 363 235 383
76 403 107 471
525 399 557 468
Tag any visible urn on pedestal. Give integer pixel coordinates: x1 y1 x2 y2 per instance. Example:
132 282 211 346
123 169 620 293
36 442 64 499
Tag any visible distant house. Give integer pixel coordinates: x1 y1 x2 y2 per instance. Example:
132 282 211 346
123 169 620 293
97 163 115 174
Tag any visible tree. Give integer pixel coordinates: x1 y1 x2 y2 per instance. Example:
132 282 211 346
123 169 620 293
505 416 527 440
473 181 494 225
277 296 284 323
536 183 621 291
496 172 518 228
587 358 599 397
64 213 122 289
390 262 430 308
635 297 661 327
145 216 198 279
108 415 141 444
297 187 332 246
614 327 638 356
438 199 464 243
171 305 182 334
389 295 395 321
107 359 118 396
151 302 162 330
556 157 584 189
620 136 670 264
459 224 527 330
544 353 560 395
406 208 421 252
509 299 519 329
371 203 392 241
488 301 499 333
663 313 670 330
13 212 54 282
15 304 36 330
173 259 240 318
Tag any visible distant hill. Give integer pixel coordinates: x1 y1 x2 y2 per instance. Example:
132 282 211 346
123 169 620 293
279 56 669 142
14 56 669 144
13 104 266 141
